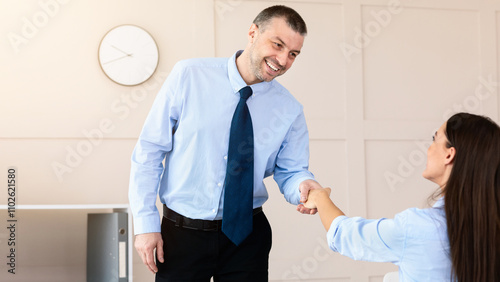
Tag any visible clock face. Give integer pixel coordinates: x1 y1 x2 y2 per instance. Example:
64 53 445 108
98 25 159 86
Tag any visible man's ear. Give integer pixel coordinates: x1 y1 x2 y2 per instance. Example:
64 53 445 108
248 23 258 43
445 147 456 165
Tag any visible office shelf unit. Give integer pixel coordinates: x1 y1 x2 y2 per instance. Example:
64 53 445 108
0 204 133 282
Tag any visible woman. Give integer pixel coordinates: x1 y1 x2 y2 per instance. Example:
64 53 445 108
303 112 500 281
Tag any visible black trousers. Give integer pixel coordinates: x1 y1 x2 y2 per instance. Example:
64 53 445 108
155 211 272 282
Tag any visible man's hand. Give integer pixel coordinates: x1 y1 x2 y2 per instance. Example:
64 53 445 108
303 187 332 209
296 179 322 215
134 232 164 274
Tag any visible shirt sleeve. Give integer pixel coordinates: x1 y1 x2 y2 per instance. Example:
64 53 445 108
128 62 184 235
273 110 315 205
326 212 408 264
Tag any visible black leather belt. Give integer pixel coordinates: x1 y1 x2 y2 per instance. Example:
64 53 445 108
163 205 262 231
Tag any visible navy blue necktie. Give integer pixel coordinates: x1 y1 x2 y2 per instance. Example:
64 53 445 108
222 86 254 246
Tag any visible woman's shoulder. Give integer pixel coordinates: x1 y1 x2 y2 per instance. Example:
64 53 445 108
396 205 447 239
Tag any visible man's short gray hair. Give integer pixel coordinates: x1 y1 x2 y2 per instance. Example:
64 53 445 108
253 5 307 36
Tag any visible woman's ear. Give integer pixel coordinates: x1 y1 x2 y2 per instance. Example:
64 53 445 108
445 147 456 165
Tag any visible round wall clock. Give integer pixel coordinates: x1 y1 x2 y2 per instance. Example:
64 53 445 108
98 25 159 86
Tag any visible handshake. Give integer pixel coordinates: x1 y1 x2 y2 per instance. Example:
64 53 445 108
297 180 334 214
298 181 344 231
301 187 332 210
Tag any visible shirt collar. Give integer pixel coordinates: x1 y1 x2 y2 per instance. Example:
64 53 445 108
433 197 445 208
227 50 273 96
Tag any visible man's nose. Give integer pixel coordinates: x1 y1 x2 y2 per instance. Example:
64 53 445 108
276 51 288 69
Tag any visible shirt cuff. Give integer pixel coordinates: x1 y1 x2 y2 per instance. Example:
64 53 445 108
132 214 161 235
326 215 348 252
289 176 314 205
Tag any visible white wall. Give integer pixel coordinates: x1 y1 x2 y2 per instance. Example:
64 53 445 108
1 0 499 281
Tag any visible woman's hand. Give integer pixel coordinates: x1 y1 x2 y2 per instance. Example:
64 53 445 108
303 188 331 209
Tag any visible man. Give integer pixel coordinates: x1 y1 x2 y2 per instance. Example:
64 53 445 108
129 5 321 281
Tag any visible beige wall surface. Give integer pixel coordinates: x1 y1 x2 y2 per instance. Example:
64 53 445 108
1 0 499 281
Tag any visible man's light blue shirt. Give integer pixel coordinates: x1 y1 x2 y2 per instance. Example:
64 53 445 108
327 197 452 281
129 51 314 234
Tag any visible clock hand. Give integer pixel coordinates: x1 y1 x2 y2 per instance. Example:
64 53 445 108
103 54 133 65
111 45 133 56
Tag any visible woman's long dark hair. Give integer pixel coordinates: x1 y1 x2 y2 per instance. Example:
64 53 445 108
443 112 500 281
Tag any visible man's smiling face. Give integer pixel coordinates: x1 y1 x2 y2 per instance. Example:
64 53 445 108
247 17 304 83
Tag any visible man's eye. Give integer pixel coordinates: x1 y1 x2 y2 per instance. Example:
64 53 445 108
432 135 435 141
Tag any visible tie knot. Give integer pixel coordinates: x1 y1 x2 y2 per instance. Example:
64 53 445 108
239 86 252 100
